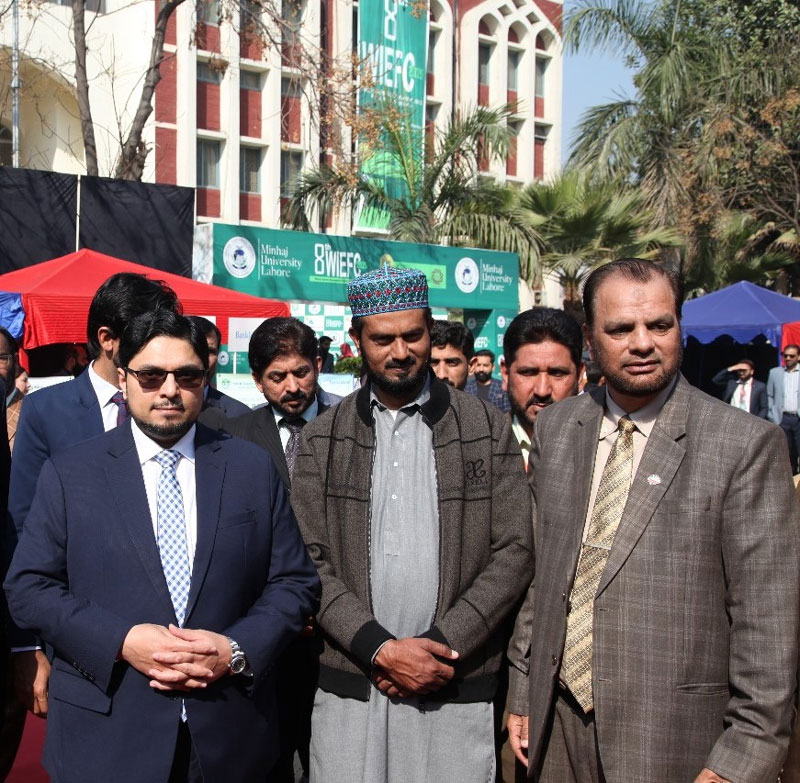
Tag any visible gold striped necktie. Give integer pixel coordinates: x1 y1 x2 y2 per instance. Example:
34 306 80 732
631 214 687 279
562 415 636 712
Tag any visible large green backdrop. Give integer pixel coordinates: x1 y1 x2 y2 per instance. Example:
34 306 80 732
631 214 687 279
213 225 518 311
354 0 428 231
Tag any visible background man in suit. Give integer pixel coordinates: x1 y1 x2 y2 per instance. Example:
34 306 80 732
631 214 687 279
7 272 180 720
318 336 335 374
465 349 511 411
186 316 250 422
711 359 768 418
768 344 800 470
500 307 583 469
4 310 319 783
507 258 800 783
430 320 473 390
224 315 337 783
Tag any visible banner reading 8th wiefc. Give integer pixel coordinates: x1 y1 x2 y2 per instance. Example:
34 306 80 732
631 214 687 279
355 0 428 232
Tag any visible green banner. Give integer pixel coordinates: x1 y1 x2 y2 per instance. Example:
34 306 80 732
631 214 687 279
355 0 428 231
213 225 518 312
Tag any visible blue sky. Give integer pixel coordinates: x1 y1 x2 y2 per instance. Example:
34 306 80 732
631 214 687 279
560 4 635 164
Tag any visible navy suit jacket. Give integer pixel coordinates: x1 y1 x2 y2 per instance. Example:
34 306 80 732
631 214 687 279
4 422 320 783
9 371 103 540
203 386 251 418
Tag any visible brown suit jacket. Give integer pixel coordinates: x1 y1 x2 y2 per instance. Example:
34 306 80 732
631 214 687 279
508 376 800 783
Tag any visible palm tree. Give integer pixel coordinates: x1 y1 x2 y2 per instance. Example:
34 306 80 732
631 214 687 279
284 104 542 284
518 172 683 319
563 0 719 228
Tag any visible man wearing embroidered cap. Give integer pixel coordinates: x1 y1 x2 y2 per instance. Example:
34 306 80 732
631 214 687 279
291 264 533 783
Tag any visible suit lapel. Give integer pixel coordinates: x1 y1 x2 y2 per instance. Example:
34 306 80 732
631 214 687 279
597 378 689 597
185 430 225 621
259 408 290 488
76 370 106 437
572 392 605 552
105 424 176 618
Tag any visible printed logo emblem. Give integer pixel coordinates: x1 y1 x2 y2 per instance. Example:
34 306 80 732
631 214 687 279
465 458 487 481
455 257 480 294
222 237 256 279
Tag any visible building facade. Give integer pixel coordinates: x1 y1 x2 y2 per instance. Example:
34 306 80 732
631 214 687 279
0 0 562 228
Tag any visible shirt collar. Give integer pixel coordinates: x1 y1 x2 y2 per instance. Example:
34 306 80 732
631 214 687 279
369 375 431 414
88 360 121 406
599 376 677 441
273 396 319 427
131 420 196 467
511 415 531 450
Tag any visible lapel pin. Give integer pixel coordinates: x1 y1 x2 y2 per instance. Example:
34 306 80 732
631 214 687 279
647 474 661 486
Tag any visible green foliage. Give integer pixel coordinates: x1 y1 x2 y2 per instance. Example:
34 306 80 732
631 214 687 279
285 105 542 284
333 356 362 375
565 0 800 293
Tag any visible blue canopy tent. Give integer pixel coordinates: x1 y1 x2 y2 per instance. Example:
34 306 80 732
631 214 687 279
682 281 800 346
0 292 24 339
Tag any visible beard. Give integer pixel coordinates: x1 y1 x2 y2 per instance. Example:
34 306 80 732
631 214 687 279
366 358 428 399
596 342 682 399
272 388 315 418
474 371 492 384
132 412 193 444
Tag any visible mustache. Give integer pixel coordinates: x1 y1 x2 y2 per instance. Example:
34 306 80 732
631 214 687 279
280 390 309 404
526 395 552 408
152 401 185 410
385 358 415 371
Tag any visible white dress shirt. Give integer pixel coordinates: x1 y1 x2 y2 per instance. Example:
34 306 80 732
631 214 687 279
730 378 752 412
784 368 800 415
273 397 319 451
131 421 198 567
511 415 531 470
87 362 124 432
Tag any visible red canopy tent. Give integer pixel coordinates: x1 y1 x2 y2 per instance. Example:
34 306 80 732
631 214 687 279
0 249 288 349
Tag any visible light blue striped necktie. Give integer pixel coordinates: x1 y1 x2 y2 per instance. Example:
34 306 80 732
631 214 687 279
154 450 191 626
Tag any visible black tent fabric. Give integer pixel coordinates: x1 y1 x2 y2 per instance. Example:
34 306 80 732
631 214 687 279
78 176 194 277
0 168 77 273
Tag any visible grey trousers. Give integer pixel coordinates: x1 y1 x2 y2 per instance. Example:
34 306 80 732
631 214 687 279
537 689 605 783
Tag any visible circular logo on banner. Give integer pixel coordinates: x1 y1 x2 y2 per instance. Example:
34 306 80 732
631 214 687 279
497 315 506 328
218 350 230 367
467 318 478 330
455 257 480 294
308 304 322 315
222 237 256 279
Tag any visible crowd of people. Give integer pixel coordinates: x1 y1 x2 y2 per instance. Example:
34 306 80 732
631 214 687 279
0 258 797 783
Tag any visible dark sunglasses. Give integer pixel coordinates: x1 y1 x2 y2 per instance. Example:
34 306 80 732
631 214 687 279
783 353 798 359
125 367 206 390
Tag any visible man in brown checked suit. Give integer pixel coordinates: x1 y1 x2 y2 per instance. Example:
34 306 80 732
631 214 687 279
507 258 800 783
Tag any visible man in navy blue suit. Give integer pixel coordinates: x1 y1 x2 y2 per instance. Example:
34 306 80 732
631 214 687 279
5 310 319 783
7 273 180 718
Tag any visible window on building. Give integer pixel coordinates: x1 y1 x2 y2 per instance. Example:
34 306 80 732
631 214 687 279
428 29 438 75
197 139 221 188
197 61 222 84
535 57 547 98
240 146 262 193
197 0 221 25
478 44 491 86
240 70 262 91
0 126 11 167
508 50 520 91
425 104 439 125
280 150 303 197
240 0 261 32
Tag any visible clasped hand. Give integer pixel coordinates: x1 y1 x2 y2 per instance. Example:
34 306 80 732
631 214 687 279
372 637 459 699
121 623 232 692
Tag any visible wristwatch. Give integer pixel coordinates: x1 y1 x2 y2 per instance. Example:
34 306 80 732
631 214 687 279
226 637 248 675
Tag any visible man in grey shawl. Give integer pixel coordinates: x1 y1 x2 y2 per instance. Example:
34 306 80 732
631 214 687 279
291 264 534 783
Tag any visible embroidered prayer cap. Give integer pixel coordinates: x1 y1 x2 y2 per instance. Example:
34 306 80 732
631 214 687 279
347 264 429 317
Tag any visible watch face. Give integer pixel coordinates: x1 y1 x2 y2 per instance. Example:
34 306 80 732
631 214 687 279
230 654 247 675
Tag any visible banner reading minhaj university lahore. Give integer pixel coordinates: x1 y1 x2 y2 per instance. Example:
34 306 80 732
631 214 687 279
355 0 428 232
